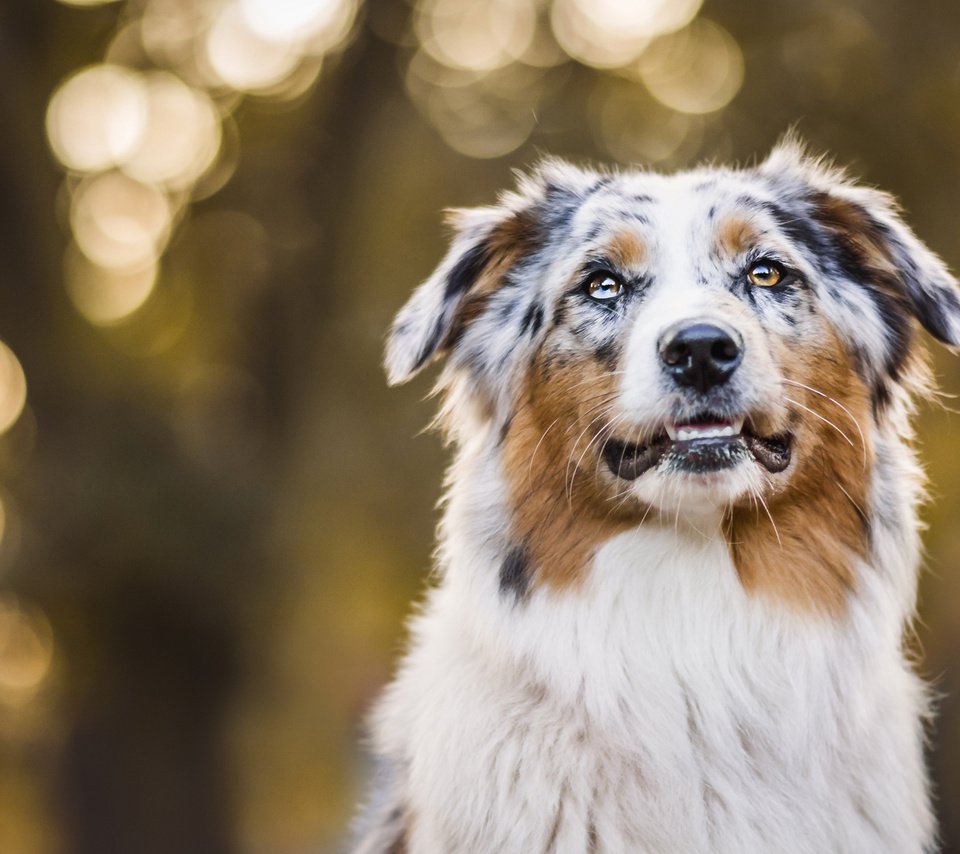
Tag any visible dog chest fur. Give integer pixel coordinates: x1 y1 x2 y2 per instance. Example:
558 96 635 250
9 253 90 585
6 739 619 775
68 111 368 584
364 428 932 854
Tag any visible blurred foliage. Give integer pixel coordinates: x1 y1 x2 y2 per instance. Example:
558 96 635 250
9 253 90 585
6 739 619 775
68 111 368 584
0 0 959 851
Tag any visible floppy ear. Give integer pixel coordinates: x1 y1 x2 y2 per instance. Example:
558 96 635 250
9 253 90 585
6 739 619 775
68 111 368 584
763 141 960 348
821 182 960 347
384 203 539 385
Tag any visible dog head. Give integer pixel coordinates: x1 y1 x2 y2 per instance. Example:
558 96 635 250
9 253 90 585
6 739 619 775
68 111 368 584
386 142 960 610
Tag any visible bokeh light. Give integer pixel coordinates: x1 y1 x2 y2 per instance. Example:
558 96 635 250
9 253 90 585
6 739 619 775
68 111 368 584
56 0 121 7
205 4 304 93
0 598 54 706
64 244 158 325
637 19 744 115
406 54 544 158
239 0 356 48
70 172 172 271
48 0 359 339
46 64 148 173
122 72 222 189
415 0 539 73
551 0 702 68
593 81 702 165
140 0 214 71
0 344 27 437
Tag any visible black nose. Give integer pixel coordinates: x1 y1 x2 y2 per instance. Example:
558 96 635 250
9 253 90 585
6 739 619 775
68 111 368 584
660 323 743 393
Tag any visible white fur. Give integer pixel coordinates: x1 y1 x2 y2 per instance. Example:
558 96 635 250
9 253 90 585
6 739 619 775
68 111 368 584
367 422 932 853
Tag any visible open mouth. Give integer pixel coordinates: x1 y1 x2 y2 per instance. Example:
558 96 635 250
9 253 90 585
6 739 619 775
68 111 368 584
602 414 792 480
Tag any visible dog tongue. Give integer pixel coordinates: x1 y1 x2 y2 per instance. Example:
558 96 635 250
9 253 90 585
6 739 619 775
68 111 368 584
743 432 791 473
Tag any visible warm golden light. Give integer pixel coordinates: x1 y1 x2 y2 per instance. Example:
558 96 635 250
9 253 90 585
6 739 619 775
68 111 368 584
0 598 54 704
637 19 744 115
122 72 222 190
551 0 703 68
205 4 303 92
55 0 121 6
140 0 211 70
46 64 147 172
239 0 354 47
64 245 158 325
70 172 173 271
406 53 541 158
594 82 700 164
416 0 538 73
0 343 27 437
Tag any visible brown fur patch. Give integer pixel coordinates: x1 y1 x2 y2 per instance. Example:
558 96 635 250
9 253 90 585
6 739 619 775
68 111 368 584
603 229 648 269
716 215 763 258
813 194 900 278
445 207 544 350
810 191 935 405
501 350 644 590
725 329 873 615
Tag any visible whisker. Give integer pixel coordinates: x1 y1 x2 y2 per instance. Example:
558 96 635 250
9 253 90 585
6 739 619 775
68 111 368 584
565 410 615 505
784 396 855 449
527 415 563 486
571 417 615 495
593 410 630 484
753 488 782 548
782 378 867 466
835 480 868 521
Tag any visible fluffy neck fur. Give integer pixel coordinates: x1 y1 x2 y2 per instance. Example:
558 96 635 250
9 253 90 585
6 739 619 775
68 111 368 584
365 408 934 854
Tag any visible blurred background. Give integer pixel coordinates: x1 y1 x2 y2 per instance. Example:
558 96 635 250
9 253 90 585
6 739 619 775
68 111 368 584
2 0 960 851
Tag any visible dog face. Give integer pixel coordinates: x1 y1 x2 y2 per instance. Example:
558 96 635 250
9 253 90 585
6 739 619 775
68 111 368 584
386 143 960 609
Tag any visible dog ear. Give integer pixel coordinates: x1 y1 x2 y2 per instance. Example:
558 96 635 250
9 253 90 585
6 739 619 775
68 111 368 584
764 141 960 348
814 180 960 348
384 202 540 386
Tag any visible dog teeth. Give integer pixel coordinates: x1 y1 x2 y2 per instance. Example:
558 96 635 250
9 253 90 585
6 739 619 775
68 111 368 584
665 423 678 441
674 423 741 441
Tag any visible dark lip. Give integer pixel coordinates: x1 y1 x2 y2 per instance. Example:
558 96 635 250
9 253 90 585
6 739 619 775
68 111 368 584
602 420 792 481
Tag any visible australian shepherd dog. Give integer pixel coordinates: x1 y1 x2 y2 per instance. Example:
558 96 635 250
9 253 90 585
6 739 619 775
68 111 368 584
351 141 960 853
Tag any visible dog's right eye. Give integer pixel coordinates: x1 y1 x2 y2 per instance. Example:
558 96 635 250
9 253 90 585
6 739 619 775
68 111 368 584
586 272 623 301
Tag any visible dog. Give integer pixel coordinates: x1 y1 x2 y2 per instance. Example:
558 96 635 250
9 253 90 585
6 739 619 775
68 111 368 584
351 141 960 853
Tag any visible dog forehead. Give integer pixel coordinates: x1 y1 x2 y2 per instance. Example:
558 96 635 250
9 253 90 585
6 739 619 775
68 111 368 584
566 168 773 262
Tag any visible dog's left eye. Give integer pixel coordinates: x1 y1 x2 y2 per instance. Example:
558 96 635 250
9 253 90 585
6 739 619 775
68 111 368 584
586 273 623 301
747 260 784 288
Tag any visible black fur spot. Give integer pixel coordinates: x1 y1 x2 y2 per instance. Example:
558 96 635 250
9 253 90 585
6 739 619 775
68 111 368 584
520 303 545 336
910 277 960 343
553 301 568 326
541 183 584 232
444 240 492 300
500 545 531 600
587 176 614 196
594 339 619 368
497 414 514 446
763 198 914 383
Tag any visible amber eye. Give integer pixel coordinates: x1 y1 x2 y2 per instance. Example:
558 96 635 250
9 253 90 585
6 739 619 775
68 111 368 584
747 260 784 288
586 273 623 301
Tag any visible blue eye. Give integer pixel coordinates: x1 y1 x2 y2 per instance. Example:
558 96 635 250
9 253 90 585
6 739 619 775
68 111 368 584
586 273 623 301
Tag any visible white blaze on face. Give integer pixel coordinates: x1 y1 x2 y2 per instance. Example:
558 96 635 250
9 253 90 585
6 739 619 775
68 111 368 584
617 184 722 425
604 183 787 514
